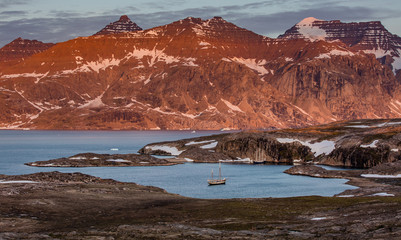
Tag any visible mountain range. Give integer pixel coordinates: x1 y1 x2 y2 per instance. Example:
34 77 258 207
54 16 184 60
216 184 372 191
1 15 401 130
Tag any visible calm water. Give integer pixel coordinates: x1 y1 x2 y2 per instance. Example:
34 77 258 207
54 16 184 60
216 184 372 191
0 130 357 199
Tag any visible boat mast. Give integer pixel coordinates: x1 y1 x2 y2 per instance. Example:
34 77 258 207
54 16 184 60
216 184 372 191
218 161 222 180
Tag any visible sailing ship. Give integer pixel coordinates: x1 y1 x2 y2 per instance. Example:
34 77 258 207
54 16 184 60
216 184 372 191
252 148 266 164
208 161 226 185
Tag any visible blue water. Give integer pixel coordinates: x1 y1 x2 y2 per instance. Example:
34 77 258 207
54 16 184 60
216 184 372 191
0 130 357 199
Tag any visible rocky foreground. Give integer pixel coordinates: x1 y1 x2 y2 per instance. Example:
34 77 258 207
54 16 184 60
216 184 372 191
1 171 401 239
140 119 401 168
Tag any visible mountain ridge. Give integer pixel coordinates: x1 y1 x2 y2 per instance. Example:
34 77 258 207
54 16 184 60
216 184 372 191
1 16 400 130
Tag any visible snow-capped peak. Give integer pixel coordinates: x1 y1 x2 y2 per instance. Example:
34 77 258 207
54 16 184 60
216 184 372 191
297 17 324 26
296 17 327 42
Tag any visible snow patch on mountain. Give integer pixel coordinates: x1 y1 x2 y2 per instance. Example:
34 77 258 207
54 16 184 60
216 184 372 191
276 138 336 157
296 17 327 42
221 99 244 113
316 49 355 59
2 72 47 79
126 48 197 67
230 57 269 75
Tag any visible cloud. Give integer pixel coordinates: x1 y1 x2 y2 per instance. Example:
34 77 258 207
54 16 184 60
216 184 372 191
0 0 30 8
0 11 27 16
0 16 113 46
231 5 401 37
0 1 399 47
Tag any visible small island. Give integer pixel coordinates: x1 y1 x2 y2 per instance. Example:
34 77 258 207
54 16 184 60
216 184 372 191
25 152 178 167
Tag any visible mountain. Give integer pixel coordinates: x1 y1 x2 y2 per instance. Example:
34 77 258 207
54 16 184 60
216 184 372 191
0 16 400 130
0 38 54 68
279 17 401 72
94 15 142 35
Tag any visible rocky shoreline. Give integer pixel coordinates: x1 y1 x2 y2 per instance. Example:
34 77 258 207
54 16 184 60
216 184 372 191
25 152 178 167
1 171 401 239
284 162 401 197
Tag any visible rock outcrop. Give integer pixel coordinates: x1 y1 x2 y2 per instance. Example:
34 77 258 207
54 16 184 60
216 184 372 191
279 17 401 71
140 119 401 168
94 15 142 35
0 38 54 68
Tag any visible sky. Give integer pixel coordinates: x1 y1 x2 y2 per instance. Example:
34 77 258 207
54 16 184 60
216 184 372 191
0 0 401 47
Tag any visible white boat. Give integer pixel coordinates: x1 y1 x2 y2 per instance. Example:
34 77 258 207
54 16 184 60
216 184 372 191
208 161 226 185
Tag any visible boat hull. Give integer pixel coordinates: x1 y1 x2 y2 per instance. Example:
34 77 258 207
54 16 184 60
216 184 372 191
208 178 226 185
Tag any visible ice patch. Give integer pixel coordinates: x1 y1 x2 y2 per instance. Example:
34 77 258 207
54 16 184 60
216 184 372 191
360 140 378 148
0 180 38 184
69 156 87 160
106 159 131 163
185 140 216 146
221 99 244 113
346 125 370 128
374 121 401 127
200 141 218 149
361 174 401 178
146 145 183 156
110 148 119 151
371 192 395 197
296 17 327 42
316 49 355 59
337 195 355 198
230 57 269 75
276 138 335 157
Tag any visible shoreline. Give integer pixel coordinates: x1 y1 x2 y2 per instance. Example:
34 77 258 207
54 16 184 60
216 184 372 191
1 171 401 239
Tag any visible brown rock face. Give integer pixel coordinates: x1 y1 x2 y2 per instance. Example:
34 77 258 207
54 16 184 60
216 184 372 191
94 15 142 35
0 38 54 65
0 16 401 130
279 17 401 71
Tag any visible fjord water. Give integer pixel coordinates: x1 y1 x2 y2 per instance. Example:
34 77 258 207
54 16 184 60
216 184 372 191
0 130 356 199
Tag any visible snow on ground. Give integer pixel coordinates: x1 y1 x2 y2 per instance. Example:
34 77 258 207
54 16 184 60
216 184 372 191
184 158 194 162
230 57 269 75
374 121 401 127
0 180 38 184
296 17 327 42
185 140 216 146
337 195 355 198
276 138 335 157
371 192 395 197
361 174 401 178
69 156 87 160
106 159 131 163
145 145 183 155
346 125 370 128
316 49 355 59
360 140 378 148
199 141 218 149
221 99 244 113
311 217 327 221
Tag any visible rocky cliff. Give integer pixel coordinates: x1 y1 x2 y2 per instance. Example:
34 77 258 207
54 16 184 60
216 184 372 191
140 119 401 168
0 38 54 69
279 17 401 72
94 15 142 35
1 16 401 130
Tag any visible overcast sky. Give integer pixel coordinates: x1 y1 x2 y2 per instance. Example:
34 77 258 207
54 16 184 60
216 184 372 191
0 0 400 47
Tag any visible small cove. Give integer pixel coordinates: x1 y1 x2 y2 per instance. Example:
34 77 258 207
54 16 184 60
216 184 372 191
0 130 357 199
